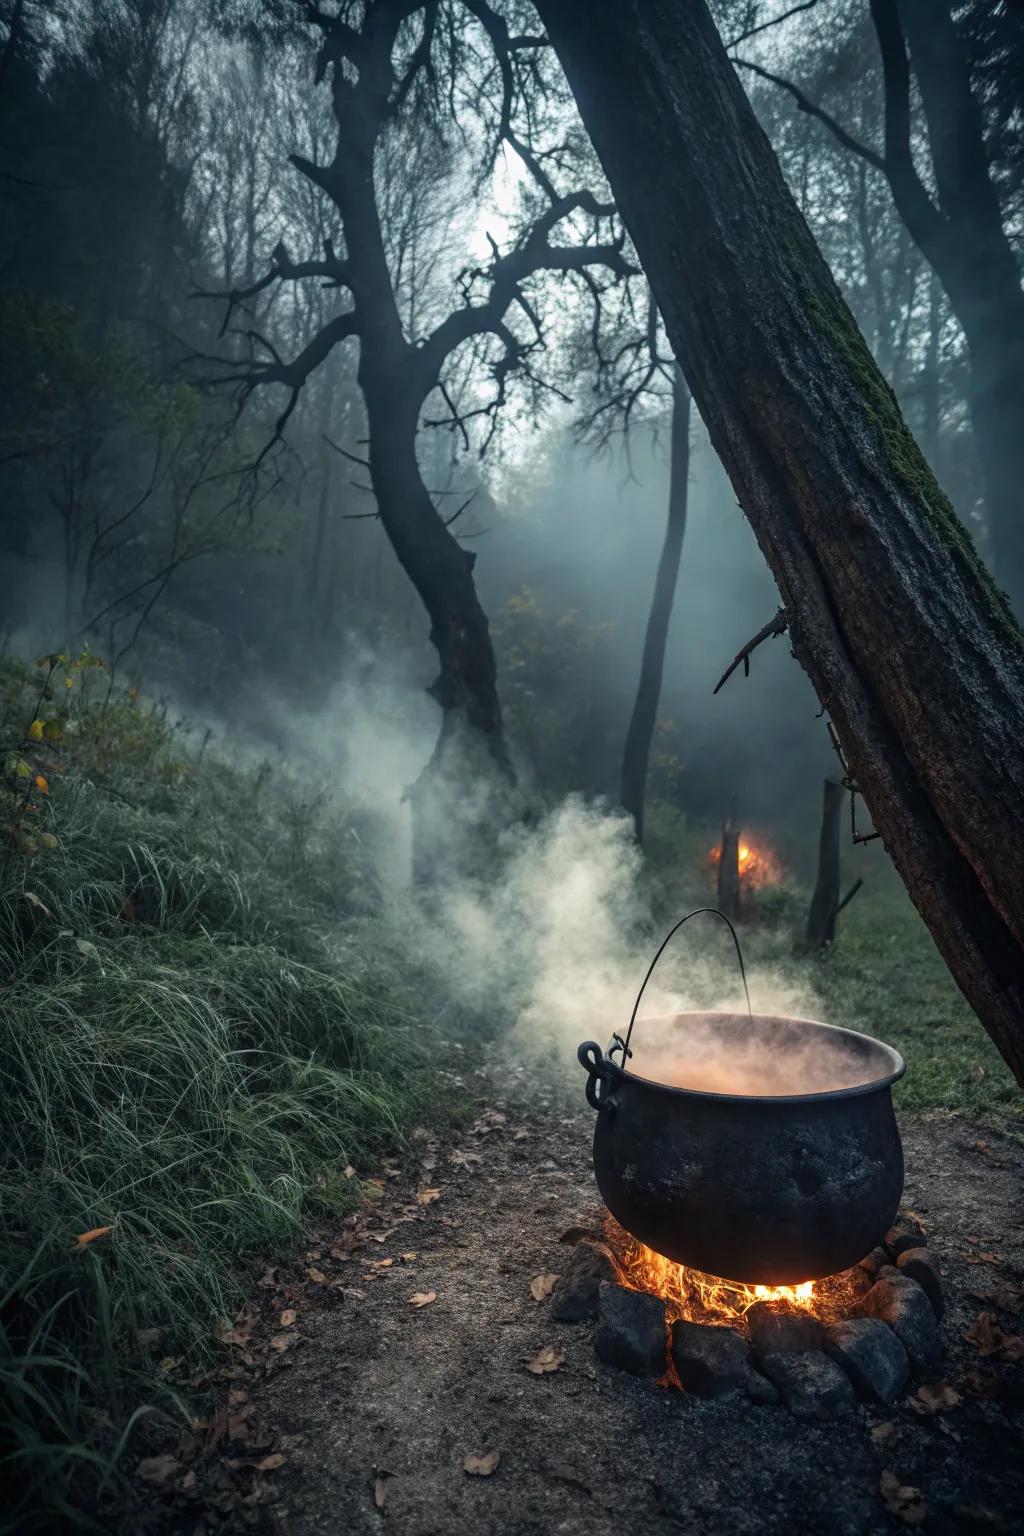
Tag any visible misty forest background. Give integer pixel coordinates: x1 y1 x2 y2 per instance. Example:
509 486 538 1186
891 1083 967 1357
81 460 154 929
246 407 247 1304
1 0 1022 1526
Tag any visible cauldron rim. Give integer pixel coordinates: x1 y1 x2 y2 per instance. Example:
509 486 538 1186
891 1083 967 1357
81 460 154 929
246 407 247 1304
609 1009 906 1105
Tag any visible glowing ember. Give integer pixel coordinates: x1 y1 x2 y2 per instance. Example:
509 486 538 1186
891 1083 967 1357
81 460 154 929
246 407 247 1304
707 835 784 890
611 1221 858 1330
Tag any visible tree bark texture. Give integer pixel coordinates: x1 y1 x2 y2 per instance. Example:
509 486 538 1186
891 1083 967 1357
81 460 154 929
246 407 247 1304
806 779 844 951
620 364 691 842
537 0 1024 1082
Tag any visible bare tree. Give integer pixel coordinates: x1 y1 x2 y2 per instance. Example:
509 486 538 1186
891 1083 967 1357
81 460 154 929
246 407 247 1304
732 0 1024 610
200 0 634 873
537 0 1024 1084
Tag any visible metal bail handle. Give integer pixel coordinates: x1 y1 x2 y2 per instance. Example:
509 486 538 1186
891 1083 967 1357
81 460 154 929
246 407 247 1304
616 907 753 1065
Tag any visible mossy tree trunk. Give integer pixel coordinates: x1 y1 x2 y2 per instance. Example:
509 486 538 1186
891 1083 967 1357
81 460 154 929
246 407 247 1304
537 0 1024 1083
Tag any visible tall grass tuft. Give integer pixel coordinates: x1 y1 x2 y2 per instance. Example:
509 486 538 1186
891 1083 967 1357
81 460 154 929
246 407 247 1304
0 657 452 1530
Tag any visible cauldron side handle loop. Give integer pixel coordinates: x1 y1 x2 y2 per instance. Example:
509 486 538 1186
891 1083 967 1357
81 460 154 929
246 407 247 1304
578 1040 611 1112
620 908 752 1063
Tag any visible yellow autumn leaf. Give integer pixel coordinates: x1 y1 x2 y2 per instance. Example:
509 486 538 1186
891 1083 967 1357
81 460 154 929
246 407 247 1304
27 719 45 741
14 760 31 779
65 674 74 689
75 1225 113 1247
34 775 49 795
38 834 58 851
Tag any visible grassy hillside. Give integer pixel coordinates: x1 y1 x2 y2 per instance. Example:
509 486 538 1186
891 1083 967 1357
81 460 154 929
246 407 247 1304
0 655 465 1531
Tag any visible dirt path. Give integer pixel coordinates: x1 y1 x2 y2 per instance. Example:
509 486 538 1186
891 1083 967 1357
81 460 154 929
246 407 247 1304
136 1097 1024 1536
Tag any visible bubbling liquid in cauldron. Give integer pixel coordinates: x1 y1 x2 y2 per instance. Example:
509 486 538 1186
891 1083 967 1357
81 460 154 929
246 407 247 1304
626 1011 891 1098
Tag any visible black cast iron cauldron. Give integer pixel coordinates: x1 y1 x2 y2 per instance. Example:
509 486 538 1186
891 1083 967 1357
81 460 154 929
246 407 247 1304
578 910 906 1284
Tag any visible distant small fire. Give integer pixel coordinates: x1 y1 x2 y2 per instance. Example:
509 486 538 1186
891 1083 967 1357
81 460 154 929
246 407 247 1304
615 1227 857 1330
707 835 784 891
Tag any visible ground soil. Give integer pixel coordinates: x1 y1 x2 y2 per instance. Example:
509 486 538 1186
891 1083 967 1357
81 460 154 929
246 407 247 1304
128 1089 1024 1536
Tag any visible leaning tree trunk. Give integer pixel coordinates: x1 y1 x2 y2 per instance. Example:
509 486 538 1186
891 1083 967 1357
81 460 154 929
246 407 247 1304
536 0 1024 1083
620 364 691 841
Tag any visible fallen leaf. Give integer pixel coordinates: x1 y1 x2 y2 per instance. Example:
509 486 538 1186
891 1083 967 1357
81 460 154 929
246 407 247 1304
257 1267 278 1288
529 1272 559 1303
463 1450 500 1476
374 1473 389 1509
870 1421 899 1446
880 1470 926 1527
22 891 52 917
526 1345 564 1375
181 1469 197 1493
343 1165 356 1180
136 1453 180 1486
450 1149 481 1167
258 1452 287 1472
970 1066 986 1083
912 1382 962 1415
416 1188 442 1205
370 1258 394 1269
400 1252 418 1262
34 774 48 794
307 1267 327 1284
26 719 45 741
409 1291 437 1308
38 832 58 850
228 1388 249 1406
974 1140 990 1154
75 1225 112 1247
269 1333 297 1352
280 1309 297 1328
965 1311 1003 1356
963 1251 1003 1266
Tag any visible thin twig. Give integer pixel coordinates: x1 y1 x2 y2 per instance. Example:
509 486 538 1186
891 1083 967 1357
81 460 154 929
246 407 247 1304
713 609 788 694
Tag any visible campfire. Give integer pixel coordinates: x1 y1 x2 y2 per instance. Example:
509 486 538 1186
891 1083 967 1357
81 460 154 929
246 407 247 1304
707 834 783 890
615 1227 861 1328
549 1210 944 1416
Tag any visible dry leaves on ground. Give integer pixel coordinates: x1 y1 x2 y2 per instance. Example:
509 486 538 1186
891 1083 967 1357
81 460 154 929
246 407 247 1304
409 1291 437 1308
307 1267 327 1284
136 1454 180 1487
529 1272 558 1302
964 1311 1024 1361
526 1345 565 1375
912 1382 962 1415
416 1187 442 1205
279 1309 297 1328
880 1470 927 1526
464 1450 500 1476
257 1453 287 1472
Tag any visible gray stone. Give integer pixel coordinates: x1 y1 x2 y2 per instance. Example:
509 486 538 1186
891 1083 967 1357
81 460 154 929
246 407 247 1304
884 1212 927 1260
551 1240 619 1322
670 1320 749 1398
594 1282 667 1376
858 1246 890 1278
856 1275 942 1369
747 1302 824 1356
746 1368 780 1406
759 1350 856 1420
824 1318 910 1403
896 1247 944 1320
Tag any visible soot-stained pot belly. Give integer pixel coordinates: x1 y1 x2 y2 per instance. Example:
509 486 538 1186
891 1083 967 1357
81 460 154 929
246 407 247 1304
579 1011 905 1284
